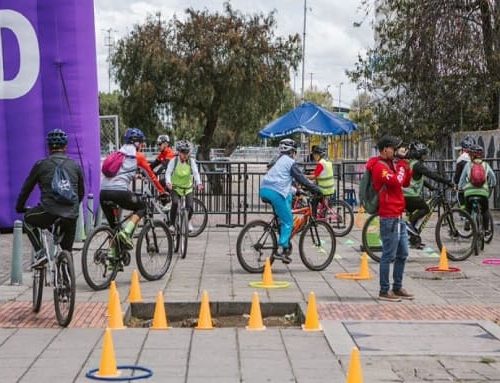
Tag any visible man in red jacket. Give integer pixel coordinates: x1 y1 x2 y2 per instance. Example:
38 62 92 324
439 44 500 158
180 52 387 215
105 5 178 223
366 135 414 302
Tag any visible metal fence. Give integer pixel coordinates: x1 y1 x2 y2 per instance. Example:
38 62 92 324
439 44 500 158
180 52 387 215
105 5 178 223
99 115 119 156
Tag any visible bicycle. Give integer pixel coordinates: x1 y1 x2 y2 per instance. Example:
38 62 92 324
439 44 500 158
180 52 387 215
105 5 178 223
315 195 354 237
27 219 76 327
82 191 173 290
361 186 476 262
236 192 336 273
468 196 494 255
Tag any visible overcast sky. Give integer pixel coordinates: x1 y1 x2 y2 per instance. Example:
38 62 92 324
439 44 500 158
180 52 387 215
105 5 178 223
94 0 374 108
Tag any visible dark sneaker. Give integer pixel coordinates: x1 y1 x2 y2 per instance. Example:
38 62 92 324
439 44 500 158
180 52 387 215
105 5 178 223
378 292 402 302
31 252 48 269
392 288 414 300
405 222 419 237
464 222 471 231
273 252 292 264
117 230 134 250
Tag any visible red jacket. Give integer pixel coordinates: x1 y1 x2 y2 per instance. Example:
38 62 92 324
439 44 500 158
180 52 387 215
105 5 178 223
366 156 412 218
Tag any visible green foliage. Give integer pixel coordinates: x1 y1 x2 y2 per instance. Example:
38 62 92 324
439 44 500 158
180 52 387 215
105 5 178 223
349 0 500 149
112 3 301 158
304 86 333 109
349 92 378 137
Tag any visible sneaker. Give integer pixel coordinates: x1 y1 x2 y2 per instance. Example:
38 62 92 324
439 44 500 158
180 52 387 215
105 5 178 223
117 230 134 250
273 250 292 264
168 225 175 233
378 291 402 302
188 222 194 233
31 251 48 268
464 222 471 231
405 222 419 237
392 288 414 300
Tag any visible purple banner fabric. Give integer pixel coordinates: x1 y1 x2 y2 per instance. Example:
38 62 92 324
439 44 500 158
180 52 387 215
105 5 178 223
0 1 100 228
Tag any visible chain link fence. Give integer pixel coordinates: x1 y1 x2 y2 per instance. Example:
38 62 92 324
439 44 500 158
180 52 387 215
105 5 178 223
99 115 119 157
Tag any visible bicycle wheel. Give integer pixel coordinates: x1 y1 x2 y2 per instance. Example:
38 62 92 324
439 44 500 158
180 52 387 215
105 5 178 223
236 220 277 273
32 267 44 313
299 220 336 271
321 199 354 237
485 210 494 244
361 214 382 262
188 197 208 237
435 208 476 261
136 219 173 281
472 210 484 254
81 226 118 291
179 209 189 259
54 251 76 327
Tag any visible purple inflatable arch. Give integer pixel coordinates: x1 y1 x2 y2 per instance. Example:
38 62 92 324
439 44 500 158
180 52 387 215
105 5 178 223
0 0 100 228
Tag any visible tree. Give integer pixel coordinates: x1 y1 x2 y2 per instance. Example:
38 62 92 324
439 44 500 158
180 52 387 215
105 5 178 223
349 0 500 149
349 92 378 137
112 3 301 159
303 86 334 109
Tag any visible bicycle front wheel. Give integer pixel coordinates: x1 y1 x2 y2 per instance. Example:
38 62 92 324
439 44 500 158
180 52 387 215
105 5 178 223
435 208 476 261
136 219 173 281
236 220 277 273
485 210 494 244
321 199 354 237
189 197 208 237
81 226 117 291
177 209 189 259
32 267 44 313
361 214 382 263
299 220 336 271
54 251 76 327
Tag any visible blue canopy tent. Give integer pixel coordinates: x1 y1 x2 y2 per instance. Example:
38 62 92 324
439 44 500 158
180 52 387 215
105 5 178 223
258 101 357 138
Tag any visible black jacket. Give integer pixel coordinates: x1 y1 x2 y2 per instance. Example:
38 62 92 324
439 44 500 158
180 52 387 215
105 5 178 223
16 153 85 219
412 160 452 189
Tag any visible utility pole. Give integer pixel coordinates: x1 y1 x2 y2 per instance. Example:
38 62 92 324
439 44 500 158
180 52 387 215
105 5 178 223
104 29 115 93
309 72 314 90
337 82 344 113
300 0 307 102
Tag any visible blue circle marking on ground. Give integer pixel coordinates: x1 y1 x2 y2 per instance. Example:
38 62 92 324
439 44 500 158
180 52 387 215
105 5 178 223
86 365 153 381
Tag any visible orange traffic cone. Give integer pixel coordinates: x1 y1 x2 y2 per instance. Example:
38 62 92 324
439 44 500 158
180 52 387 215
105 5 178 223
151 291 170 330
438 246 449 271
302 292 322 332
262 258 274 287
246 292 266 331
108 288 126 330
128 270 143 303
195 290 213 330
358 253 372 279
107 281 118 317
355 206 366 229
96 329 120 378
345 347 363 383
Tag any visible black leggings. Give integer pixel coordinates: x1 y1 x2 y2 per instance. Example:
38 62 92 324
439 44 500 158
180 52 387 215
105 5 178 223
24 205 77 252
170 190 193 224
465 195 490 231
405 197 430 227
100 190 146 229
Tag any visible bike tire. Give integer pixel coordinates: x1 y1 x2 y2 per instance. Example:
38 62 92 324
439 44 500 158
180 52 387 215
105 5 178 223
136 219 173 281
236 220 277 273
188 197 208 237
81 226 118 291
32 267 44 313
361 214 382 263
54 251 76 327
435 208 476 261
485 210 494 244
179 209 189 259
321 199 354 237
299 220 336 271
477 211 485 252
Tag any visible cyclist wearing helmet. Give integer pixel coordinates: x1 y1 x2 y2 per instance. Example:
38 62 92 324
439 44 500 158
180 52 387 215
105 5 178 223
16 129 85 267
164 140 203 232
308 146 335 216
260 138 322 264
454 136 473 207
150 135 175 174
403 141 453 238
458 144 496 235
100 128 168 254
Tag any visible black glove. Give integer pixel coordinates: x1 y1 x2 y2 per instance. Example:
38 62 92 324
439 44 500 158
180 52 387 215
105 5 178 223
16 206 27 214
158 193 170 205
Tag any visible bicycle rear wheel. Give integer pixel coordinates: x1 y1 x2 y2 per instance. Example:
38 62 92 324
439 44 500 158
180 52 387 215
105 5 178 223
299 220 336 271
189 197 208 237
136 219 173 281
435 208 476 261
54 251 76 327
321 199 354 237
32 267 45 313
81 226 118 291
361 214 382 262
472 210 484 255
236 220 277 273
485 210 494 244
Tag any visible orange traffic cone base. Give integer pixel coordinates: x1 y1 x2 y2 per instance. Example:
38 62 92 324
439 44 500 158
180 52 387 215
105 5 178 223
335 272 373 280
249 257 290 289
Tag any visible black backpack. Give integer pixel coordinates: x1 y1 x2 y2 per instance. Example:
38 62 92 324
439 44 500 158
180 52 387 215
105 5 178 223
51 159 77 205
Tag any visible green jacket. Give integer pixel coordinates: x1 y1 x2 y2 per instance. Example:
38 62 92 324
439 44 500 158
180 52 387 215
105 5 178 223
458 159 496 198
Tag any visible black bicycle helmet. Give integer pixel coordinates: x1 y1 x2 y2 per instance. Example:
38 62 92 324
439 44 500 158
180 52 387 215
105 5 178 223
312 146 327 157
157 135 170 145
469 144 484 158
176 140 191 153
279 138 298 154
47 129 68 149
377 135 402 151
460 136 474 150
408 141 428 159
124 128 145 144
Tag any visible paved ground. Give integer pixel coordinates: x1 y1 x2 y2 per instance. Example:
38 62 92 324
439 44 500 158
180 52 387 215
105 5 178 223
1 214 500 382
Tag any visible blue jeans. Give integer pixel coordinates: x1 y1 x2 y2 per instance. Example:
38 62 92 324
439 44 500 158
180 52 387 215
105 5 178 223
260 188 293 249
379 217 409 294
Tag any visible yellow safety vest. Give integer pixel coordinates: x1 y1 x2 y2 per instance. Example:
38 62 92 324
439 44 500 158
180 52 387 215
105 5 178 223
317 159 335 196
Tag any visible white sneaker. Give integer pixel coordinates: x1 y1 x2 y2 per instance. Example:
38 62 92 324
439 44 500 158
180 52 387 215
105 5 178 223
188 222 194 232
168 225 175 233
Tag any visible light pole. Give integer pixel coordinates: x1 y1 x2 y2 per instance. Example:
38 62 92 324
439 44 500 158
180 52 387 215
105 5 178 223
337 82 344 113
326 85 331 108
300 0 307 102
